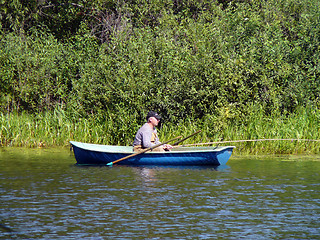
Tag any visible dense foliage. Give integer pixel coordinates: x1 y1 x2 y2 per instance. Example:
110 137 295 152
1 0 320 149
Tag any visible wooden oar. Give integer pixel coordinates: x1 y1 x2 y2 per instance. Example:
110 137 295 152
106 136 182 166
172 130 201 146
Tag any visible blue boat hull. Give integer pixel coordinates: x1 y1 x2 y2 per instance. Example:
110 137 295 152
70 141 235 166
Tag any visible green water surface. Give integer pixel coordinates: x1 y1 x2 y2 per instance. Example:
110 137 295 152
0 148 319 239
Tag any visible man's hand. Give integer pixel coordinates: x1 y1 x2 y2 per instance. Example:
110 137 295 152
163 144 173 151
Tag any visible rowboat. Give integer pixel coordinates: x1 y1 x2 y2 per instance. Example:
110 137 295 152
70 141 235 166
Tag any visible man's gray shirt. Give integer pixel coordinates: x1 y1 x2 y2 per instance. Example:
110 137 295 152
133 123 161 148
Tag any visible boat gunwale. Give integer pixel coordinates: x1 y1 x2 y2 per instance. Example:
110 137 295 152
70 141 235 154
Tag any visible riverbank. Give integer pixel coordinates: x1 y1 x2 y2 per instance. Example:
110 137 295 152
2 0 320 157
1 108 320 154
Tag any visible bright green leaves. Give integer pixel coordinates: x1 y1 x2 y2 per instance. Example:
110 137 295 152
1 0 320 146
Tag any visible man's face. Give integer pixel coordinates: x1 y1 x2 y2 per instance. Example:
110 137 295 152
149 117 160 127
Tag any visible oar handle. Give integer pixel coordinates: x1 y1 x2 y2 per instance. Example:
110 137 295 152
107 136 182 166
172 130 201 146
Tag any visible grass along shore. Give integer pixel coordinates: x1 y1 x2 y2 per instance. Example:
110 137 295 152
1 107 320 155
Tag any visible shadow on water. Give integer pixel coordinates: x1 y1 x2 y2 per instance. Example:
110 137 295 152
73 164 231 192
0 222 13 232
75 163 231 171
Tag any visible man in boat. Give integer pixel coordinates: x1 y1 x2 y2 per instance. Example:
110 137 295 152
133 111 173 152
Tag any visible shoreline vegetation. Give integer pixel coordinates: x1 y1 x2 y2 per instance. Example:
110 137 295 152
1 0 320 155
1 106 320 155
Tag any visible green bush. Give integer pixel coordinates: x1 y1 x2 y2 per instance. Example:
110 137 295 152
1 0 320 151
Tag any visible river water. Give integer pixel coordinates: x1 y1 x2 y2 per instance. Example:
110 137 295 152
0 148 319 240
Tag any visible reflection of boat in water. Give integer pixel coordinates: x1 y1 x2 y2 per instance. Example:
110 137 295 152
131 164 231 171
70 141 235 166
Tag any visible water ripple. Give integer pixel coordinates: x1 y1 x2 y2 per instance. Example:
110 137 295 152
1 152 319 239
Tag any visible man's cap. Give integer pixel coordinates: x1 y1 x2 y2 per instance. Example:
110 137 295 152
146 111 161 121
